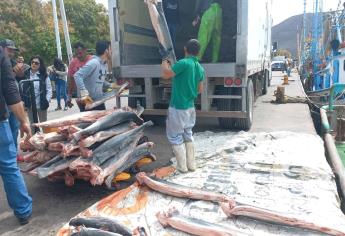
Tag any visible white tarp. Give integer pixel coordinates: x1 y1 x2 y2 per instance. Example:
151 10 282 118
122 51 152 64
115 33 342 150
58 131 345 236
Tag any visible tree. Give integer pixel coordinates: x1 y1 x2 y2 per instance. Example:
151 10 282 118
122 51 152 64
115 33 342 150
0 0 109 64
63 0 109 50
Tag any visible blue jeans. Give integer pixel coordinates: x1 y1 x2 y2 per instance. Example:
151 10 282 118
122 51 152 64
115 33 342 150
8 112 19 150
0 120 32 218
166 107 196 145
56 79 67 106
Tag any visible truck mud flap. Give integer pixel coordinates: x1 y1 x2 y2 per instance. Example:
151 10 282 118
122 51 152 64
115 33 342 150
145 0 176 64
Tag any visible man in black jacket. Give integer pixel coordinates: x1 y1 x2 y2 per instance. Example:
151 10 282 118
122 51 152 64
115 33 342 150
0 46 32 225
0 39 28 157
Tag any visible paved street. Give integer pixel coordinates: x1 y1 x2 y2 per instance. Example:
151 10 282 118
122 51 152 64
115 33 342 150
0 72 314 235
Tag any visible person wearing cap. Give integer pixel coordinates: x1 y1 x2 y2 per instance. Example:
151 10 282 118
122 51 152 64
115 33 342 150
0 46 33 225
0 39 26 158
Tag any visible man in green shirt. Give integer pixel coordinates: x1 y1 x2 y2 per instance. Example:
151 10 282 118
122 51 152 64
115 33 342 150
161 39 205 172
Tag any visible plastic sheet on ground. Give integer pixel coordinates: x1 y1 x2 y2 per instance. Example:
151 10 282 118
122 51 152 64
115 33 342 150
58 131 345 236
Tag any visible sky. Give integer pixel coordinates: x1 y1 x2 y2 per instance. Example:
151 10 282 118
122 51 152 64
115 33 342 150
95 0 341 25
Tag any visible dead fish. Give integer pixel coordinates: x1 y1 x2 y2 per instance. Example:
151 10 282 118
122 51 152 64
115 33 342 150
133 227 148 236
34 109 113 128
136 172 234 203
91 121 153 166
29 132 46 150
42 132 67 144
33 151 60 163
71 227 123 236
72 111 144 142
156 208 247 236
85 82 129 110
92 135 142 186
37 155 78 179
79 122 136 148
69 216 132 236
104 142 155 188
48 141 70 152
220 202 345 236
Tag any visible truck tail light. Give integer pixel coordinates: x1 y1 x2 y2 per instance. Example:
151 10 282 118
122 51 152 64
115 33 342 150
234 78 242 86
224 77 234 86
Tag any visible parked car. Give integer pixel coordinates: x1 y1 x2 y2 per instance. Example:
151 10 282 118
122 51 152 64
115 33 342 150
271 61 286 71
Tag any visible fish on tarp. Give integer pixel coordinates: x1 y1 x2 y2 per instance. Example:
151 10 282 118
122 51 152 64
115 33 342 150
34 110 114 128
156 208 247 236
71 227 122 236
79 122 136 148
91 121 154 166
72 111 144 142
69 216 132 236
85 82 129 110
37 155 78 179
104 142 156 188
220 201 345 236
136 172 234 203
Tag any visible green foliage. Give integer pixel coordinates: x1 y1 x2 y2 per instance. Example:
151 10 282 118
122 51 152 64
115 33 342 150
0 0 109 64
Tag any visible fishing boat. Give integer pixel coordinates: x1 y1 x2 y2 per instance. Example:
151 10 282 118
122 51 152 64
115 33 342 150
299 0 345 106
299 0 345 209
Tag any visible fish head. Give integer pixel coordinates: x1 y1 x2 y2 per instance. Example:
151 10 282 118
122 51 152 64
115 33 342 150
220 201 235 218
135 172 147 185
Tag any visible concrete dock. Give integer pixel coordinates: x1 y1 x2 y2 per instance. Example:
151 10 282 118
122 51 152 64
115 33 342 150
0 72 322 235
251 71 316 134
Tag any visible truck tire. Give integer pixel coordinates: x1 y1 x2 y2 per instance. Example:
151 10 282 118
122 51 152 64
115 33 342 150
216 86 237 129
236 80 254 130
262 70 269 95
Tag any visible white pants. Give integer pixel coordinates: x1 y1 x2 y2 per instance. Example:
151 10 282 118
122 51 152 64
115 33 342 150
166 107 196 145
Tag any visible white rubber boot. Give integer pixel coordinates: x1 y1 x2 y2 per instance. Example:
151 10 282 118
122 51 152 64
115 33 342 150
185 142 196 171
172 144 188 173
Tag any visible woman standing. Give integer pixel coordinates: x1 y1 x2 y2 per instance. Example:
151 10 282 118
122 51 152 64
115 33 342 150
22 56 52 124
50 58 68 110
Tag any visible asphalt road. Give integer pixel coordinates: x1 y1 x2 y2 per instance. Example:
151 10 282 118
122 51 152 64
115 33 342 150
0 72 313 235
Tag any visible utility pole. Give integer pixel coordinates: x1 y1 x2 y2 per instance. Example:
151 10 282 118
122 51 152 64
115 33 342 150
52 0 62 59
59 0 73 63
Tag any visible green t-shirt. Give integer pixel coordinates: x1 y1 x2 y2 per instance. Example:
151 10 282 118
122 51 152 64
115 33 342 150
170 56 205 109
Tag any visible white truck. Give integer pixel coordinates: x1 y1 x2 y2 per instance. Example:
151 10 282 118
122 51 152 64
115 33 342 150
108 0 272 130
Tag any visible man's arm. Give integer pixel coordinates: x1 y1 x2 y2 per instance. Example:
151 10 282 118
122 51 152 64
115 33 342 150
161 60 175 80
9 102 31 138
198 81 204 94
74 60 96 96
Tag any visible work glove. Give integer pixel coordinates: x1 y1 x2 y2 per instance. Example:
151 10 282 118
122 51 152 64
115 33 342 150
110 82 122 89
80 90 93 105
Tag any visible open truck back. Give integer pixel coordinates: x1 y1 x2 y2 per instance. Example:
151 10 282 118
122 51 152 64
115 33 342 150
108 0 272 130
